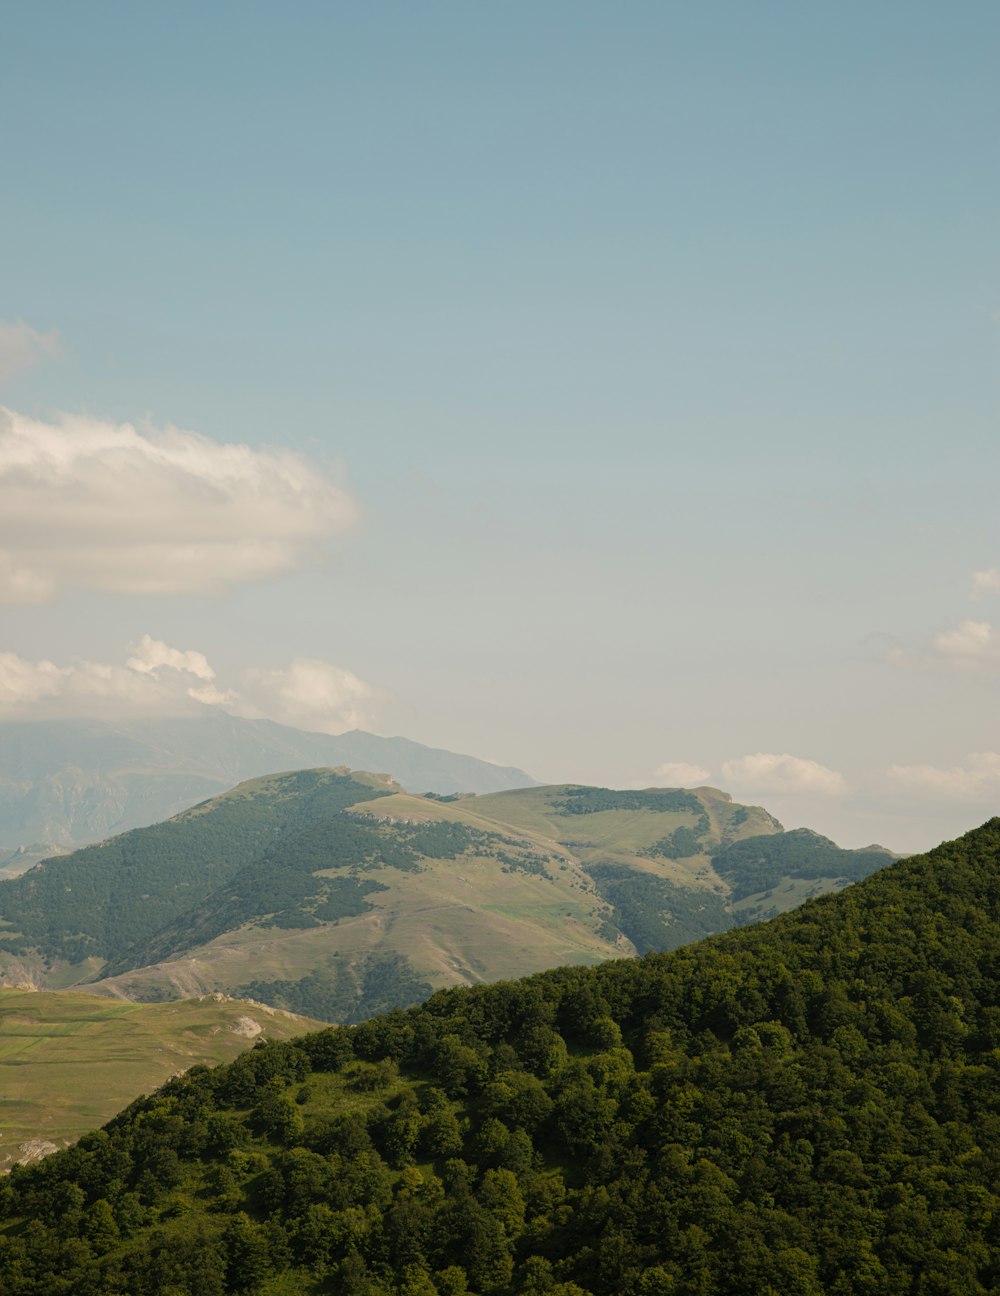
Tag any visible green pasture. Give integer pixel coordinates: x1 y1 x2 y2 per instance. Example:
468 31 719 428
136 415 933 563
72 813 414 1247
0 989 320 1167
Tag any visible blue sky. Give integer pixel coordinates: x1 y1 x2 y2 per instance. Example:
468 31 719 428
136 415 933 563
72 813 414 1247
2 3 999 849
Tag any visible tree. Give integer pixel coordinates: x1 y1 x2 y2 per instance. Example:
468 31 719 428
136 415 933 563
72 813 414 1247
84 1198 120 1253
223 1212 272 1292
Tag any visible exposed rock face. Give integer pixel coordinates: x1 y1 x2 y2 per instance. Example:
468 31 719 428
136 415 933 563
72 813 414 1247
15 1139 58 1165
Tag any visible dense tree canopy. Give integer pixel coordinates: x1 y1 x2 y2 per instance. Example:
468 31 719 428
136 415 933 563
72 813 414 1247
1 818 997 1295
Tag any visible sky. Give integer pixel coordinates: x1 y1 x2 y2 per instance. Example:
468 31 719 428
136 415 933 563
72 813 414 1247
2 2 999 851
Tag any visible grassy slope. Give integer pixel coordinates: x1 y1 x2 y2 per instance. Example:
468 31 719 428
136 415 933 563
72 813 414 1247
0 989 322 1167
90 794 625 1001
84 785 763 1001
426 784 780 874
0 776 894 1017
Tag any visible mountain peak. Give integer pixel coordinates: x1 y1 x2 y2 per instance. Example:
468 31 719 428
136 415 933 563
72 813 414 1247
0 714 537 858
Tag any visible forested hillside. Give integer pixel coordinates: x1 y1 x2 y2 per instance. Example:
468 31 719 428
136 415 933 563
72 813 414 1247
1 818 995 1295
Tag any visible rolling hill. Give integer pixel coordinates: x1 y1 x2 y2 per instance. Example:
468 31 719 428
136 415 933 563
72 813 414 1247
0 990 322 1171
0 817 994 1294
0 770 894 1021
0 713 537 868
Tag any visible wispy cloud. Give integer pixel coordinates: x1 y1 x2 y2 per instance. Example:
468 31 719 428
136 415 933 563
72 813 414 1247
0 639 374 735
933 619 996 660
884 567 1000 670
971 568 1000 599
0 320 59 383
0 408 358 603
721 752 847 796
888 618 1000 672
888 753 1000 800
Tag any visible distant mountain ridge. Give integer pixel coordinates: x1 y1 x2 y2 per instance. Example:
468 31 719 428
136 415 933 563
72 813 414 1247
0 770 895 1020
0 713 537 863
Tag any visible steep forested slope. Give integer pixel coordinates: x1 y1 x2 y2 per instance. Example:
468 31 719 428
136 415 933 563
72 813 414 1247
1 818 995 1296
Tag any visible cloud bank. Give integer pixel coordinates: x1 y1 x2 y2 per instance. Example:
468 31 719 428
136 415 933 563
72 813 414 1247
0 638 373 735
721 752 847 796
0 320 60 383
237 658 372 733
887 753 1000 801
655 761 712 786
0 409 358 603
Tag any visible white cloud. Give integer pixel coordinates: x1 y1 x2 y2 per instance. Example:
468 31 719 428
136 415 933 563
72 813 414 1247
932 619 996 661
887 618 1000 672
232 658 373 734
126 634 214 681
721 752 847 796
0 636 229 719
0 652 70 708
0 640 373 734
971 568 1000 599
887 753 1000 800
0 320 59 383
0 408 358 602
0 649 194 718
655 761 712 786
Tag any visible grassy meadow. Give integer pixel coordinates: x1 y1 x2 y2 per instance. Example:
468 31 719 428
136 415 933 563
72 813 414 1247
0 989 321 1167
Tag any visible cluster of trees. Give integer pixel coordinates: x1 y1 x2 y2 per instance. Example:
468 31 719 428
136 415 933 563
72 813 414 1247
555 789 704 816
711 830 893 903
240 952 434 1025
587 864 730 952
645 816 711 860
1 818 997 1294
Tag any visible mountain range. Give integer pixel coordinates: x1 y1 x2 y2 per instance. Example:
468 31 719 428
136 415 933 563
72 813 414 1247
0 714 537 871
0 768 893 1023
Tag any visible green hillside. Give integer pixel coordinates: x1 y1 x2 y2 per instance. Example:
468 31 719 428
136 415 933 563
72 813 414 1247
0 990 322 1170
0 818 996 1295
0 773 894 1021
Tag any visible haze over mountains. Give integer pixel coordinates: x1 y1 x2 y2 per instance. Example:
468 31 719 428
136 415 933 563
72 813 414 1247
0 768 894 1023
0 714 537 870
